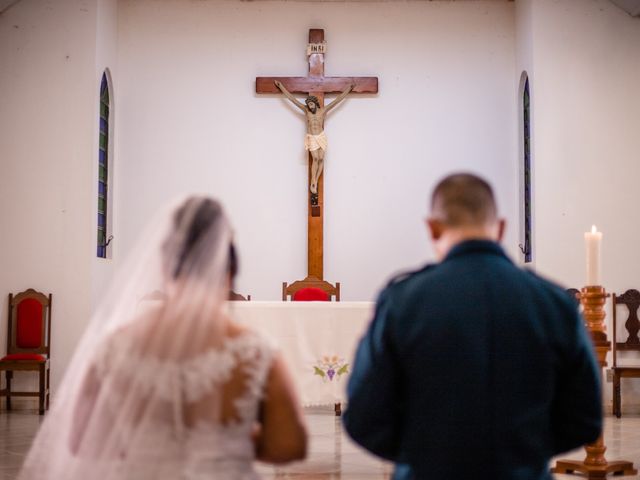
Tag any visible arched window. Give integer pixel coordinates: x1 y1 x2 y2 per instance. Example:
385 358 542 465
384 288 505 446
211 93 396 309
522 74 532 263
97 72 111 258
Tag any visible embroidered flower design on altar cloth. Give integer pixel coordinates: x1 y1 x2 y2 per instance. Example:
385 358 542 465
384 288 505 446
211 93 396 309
313 355 349 382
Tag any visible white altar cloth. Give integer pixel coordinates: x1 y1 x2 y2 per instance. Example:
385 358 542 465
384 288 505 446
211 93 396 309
229 301 374 407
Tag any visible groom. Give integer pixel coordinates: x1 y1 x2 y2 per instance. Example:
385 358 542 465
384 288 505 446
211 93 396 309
343 173 602 480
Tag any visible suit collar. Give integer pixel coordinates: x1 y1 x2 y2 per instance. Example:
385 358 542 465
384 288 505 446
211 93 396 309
443 239 509 263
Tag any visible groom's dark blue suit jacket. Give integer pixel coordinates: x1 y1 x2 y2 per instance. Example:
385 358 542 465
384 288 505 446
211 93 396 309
343 240 602 480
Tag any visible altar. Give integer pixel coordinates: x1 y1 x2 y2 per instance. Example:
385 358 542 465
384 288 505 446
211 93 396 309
229 301 374 407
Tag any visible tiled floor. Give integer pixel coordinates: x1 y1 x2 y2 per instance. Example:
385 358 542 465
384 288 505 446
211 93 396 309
551 414 640 480
1 407 639 479
0 410 43 480
257 407 393 479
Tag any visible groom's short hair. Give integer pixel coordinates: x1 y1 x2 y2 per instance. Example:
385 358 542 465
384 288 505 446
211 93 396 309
430 173 497 227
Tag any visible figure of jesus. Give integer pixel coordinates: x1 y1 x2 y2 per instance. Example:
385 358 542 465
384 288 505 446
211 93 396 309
275 80 354 196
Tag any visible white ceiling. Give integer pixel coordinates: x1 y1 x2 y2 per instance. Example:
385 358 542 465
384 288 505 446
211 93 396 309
0 0 20 16
1 0 637 20
609 0 640 16
0 0 510 10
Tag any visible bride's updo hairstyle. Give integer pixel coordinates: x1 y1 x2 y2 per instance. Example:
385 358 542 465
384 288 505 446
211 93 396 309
164 196 238 282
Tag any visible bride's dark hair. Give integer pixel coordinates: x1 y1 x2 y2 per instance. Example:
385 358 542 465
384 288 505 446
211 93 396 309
168 196 238 280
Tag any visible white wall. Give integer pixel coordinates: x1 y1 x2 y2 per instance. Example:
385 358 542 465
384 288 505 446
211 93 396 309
115 0 519 301
530 0 640 292
523 0 640 411
0 0 99 393
12 0 639 407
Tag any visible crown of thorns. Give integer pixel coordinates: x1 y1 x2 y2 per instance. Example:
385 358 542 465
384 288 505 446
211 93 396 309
305 95 319 106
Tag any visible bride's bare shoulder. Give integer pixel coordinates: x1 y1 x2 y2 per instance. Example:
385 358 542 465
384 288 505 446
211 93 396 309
105 300 166 344
225 317 252 338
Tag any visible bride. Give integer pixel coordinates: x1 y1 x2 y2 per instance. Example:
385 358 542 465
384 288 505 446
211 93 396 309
19 196 307 479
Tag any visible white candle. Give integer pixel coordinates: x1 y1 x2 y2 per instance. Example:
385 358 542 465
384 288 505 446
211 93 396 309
585 225 602 286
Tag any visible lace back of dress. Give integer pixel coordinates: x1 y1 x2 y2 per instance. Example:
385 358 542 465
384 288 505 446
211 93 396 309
187 332 272 430
215 332 274 427
95 327 274 433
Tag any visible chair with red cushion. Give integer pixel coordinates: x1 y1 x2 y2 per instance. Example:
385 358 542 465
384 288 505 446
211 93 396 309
0 289 52 415
282 276 340 302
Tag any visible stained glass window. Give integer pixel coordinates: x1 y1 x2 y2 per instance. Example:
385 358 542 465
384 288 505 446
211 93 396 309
97 73 110 258
523 76 532 263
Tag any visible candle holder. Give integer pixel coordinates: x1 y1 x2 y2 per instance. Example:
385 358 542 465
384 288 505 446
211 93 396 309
552 286 636 478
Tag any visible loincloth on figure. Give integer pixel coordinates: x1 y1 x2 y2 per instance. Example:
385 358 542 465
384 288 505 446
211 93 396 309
304 131 327 152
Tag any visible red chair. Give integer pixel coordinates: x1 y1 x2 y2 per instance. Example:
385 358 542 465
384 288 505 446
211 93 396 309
282 276 340 302
0 289 52 415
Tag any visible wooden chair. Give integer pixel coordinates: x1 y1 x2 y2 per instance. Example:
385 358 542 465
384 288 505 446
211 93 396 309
229 291 251 301
611 289 640 418
0 289 52 415
282 276 340 302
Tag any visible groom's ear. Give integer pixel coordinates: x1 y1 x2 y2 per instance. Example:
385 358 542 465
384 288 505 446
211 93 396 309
426 218 444 241
496 219 506 242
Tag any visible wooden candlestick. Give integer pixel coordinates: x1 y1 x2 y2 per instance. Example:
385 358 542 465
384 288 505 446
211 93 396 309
552 286 636 478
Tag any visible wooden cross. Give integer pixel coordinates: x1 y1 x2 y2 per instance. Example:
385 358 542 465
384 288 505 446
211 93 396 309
256 29 378 281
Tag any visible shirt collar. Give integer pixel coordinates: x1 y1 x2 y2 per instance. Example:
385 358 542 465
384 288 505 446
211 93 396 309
443 239 510 263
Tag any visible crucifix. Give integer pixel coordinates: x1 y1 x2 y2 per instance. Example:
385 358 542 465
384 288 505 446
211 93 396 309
256 29 378 283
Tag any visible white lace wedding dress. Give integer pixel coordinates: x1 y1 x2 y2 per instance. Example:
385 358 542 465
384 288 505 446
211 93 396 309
19 197 281 480
89 329 276 480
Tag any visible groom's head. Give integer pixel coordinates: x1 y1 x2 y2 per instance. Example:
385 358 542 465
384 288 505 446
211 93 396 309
427 173 505 260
